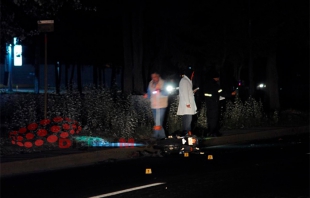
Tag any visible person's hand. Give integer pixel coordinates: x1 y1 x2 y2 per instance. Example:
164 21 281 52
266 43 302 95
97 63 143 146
231 91 237 96
143 93 148 98
186 104 191 108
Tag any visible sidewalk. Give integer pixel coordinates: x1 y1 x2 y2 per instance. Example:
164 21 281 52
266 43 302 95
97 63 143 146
0 125 309 177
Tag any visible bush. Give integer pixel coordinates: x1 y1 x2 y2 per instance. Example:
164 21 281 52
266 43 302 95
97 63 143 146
221 96 266 129
166 96 182 134
0 86 154 145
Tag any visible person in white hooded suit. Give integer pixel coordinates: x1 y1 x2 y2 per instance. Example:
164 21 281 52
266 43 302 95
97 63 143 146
177 67 197 136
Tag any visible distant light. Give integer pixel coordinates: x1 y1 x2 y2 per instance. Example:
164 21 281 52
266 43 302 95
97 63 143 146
13 37 18 45
14 45 22 66
258 83 267 88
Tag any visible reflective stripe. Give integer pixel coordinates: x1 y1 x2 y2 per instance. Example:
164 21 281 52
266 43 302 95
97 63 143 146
204 93 212 97
218 89 222 93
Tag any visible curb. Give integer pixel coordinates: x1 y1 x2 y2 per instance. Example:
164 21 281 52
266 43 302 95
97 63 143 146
0 147 157 177
1 126 308 177
202 125 309 146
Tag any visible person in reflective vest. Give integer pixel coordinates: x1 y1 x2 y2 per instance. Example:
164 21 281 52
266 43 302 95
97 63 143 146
204 69 236 137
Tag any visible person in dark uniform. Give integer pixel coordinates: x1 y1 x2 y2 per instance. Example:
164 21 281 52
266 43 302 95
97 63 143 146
204 69 236 137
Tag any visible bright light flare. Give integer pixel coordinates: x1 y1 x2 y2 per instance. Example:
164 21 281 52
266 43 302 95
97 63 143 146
166 85 174 93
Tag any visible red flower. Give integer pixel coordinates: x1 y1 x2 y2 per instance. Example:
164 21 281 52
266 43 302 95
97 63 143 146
37 129 47 137
24 142 33 148
62 123 70 130
35 139 44 146
27 123 38 131
17 142 23 147
59 138 72 148
9 131 18 138
40 119 51 126
65 117 72 122
60 132 69 138
17 136 24 141
69 129 75 135
72 124 77 129
53 116 63 123
47 135 58 143
26 133 35 140
76 126 82 134
19 127 27 134
51 125 61 133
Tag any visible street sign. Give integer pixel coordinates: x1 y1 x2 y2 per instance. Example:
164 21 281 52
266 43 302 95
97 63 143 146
37 20 54 32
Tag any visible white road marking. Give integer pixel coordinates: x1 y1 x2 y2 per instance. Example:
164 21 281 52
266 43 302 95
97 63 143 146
88 182 166 198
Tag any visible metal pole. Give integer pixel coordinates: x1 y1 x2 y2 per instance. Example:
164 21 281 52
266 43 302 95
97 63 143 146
44 33 48 119
8 42 13 92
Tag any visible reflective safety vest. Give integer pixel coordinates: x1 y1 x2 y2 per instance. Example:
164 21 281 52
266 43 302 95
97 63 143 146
204 89 222 97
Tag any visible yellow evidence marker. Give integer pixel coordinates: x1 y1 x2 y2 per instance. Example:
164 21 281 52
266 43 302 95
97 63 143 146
145 168 152 174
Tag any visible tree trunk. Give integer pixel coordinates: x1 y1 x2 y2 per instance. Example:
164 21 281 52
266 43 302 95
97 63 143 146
77 64 82 94
54 62 61 94
93 64 98 88
69 64 75 91
131 1 144 94
266 47 280 111
65 63 69 92
98 66 103 87
122 6 133 94
34 36 40 94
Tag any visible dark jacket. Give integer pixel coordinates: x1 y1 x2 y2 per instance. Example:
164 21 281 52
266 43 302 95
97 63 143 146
204 78 231 102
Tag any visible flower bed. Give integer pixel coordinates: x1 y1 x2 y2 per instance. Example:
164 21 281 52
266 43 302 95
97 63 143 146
8 116 82 149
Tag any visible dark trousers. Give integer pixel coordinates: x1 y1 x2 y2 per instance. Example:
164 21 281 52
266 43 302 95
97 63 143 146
206 98 219 134
182 114 192 132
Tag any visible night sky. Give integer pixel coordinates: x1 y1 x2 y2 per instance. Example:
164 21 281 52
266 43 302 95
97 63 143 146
51 0 308 77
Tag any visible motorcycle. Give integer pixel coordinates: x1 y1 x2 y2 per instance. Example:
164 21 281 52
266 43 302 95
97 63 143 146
153 131 200 155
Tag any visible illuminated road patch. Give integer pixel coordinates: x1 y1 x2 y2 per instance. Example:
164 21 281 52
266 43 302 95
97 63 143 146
73 136 145 147
88 182 165 198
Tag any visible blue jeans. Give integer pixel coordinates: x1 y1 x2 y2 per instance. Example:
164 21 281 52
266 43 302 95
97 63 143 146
152 108 166 139
182 114 192 132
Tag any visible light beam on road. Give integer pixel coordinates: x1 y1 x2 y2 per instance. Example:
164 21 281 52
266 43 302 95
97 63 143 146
73 136 145 147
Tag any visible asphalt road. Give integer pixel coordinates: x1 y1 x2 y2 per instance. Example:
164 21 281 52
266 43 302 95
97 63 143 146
1 133 309 198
